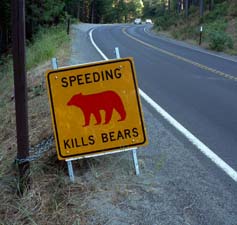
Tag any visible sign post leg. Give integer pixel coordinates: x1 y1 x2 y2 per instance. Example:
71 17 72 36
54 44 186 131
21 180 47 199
51 58 58 69
115 47 121 58
115 47 140 176
132 149 140 176
51 57 75 182
67 160 75 182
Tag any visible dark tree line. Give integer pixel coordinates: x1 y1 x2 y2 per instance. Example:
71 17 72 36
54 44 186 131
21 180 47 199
64 0 143 24
0 0 143 56
1 0 68 55
0 0 229 56
143 0 221 19
0 1 11 55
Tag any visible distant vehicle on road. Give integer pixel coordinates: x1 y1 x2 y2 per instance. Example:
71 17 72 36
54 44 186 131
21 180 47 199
145 19 153 24
134 18 142 24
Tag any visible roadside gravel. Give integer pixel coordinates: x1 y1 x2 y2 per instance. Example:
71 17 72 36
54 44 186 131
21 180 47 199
68 23 237 225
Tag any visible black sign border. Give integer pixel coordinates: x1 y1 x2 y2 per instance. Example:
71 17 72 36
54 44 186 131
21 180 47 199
47 58 147 159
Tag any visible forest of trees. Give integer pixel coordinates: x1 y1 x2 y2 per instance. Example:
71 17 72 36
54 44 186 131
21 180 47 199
0 0 143 56
0 0 235 56
143 0 236 52
143 0 225 19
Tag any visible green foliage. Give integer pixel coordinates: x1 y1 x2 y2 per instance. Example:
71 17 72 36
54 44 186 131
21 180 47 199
172 25 198 40
95 0 115 23
205 18 228 32
143 0 160 18
1 0 145 57
155 12 179 30
25 0 67 39
151 0 236 54
205 19 233 51
0 1 10 29
228 1 237 16
0 55 13 98
188 5 199 15
0 1 11 53
207 31 231 51
0 0 68 55
128 0 143 19
26 25 69 70
203 2 228 22
95 0 143 23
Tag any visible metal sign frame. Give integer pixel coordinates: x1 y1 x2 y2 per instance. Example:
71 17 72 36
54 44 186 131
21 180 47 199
50 47 143 181
47 57 147 160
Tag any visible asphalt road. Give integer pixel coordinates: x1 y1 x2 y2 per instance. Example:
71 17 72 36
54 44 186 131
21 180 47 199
91 24 237 175
67 24 237 225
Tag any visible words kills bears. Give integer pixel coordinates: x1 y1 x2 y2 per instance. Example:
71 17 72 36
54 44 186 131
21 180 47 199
63 127 139 149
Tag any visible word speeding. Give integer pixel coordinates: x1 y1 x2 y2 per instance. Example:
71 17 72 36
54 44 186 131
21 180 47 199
61 68 122 87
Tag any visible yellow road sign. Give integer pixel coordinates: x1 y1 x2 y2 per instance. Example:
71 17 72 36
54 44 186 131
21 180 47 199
45 58 148 160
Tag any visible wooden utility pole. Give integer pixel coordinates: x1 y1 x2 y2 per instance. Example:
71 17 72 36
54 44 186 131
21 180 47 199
12 0 30 194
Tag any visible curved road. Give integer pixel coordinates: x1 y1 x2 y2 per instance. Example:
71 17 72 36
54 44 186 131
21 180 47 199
91 24 237 178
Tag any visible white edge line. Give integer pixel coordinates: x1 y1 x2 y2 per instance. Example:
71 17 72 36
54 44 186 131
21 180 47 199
89 29 109 60
143 26 237 63
139 89 237 182
89 27 237 183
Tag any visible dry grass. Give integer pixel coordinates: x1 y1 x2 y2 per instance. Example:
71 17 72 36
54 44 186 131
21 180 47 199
226 19 237 55
0 144 138 224
0 25 143 224
0 25 74 224
0 21 165 224
0 50 89 224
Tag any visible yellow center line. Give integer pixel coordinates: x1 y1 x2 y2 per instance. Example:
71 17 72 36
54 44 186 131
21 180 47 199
122 28 237 81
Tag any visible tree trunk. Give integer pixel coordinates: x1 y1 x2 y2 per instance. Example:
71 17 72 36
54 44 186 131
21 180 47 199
77 3 80 21
178 0 181 13
90 0 95 23
209 0 214 11
185 0 189 17
200 0 204 17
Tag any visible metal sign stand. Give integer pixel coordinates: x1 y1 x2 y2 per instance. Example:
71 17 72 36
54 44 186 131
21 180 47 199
65 147 139 182
51 47 140 182
114 47 140 177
